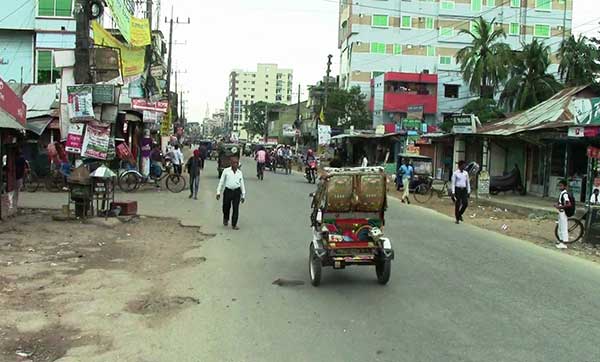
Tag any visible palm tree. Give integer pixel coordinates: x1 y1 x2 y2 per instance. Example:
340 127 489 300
456 17 512 99
500 39 563 112
559 35 600 87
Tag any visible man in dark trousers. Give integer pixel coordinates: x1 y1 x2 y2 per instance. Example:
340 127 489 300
216 157 246 230
186 149 202 199
451 160 471 224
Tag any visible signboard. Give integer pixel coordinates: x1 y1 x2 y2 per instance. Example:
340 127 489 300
132 98 168 113
282 124 295 137
91 21 145 77
130 17 151 46
143 110 161 123
104 0 150 46
318 125 331 146
67 85 95 120
451 114 475 134
160 107 172 134
568 126 585 137
375 125 385 135
407 105 424 120
92 84 116 104
65 123 85 154
0 77 26 126
81 124 111 160
478 170 490 196
402 119 421 131
150 66 164 78
571 97 600 125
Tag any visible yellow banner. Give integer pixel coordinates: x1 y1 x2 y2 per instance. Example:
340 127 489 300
161 107 172 134
130 17 151 47
91 21 145 77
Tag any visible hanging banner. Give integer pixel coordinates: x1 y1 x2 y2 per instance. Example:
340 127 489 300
568 126 585 138
91 21 145 77
318 125 331 146
571 97 600 125
407 105 424 120
161 107 172 134
132 99 168 113
130 17 151 46
0 77 26 126
65 123 85 154
67 85 95 120
104 0 150 46
81 124 111 160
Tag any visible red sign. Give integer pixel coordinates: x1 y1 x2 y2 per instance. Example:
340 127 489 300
0 77 26 126
585 127 600 137
131 99 168 113
588 146 600 159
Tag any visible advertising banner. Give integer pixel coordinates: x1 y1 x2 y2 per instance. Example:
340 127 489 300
568 126 585 137
282 124 295 137
132 99 168 113
91 21 145 77
65 123 85 154
451 114 475 134
67 85 95 120
130 17 151 46
318 125 331 146
81 124 111 160
571 97 600 125
0 77 26 126
407 105 424 120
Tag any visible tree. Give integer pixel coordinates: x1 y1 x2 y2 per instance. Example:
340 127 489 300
559 35 600 87
456 17 512 98
500 39 563 112
323 86 370 129
243 101 278 140
462 98 504 123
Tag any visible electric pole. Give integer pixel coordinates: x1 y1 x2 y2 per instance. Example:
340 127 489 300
74 0 91 84
264 103 268 143
296 83 301 127
165 7 190 111
324 54 333 107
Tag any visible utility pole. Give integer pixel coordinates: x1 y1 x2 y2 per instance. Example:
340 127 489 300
74 0 91 84
264 103 268 143
295 83 301 126
316 55 333 148
164 7 190 131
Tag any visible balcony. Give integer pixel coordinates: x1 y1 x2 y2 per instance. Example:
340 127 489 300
383 92 437 114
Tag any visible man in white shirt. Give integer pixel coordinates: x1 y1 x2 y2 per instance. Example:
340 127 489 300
216 157 246 230
171 145 184 175
555 180 572 249
451 160 471 224
361 155 368 168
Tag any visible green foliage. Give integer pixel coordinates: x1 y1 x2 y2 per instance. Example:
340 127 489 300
323 86 371 129
559 35 600 87
456 17 512 98
462 98 504 123
500 39 563 112
243 101 278 139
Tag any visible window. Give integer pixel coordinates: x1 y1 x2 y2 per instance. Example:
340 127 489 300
401 16 412 29
534 24 551 37
440 1 455 10
439 56 452 65
426 45 436 56
393 44 402 55
511 0 520 7
440 27 454 37
370 42 386 54
444 84 459 98
424 17 434 29
36 50 60 83
38 0 73 17
509 22 520 36
535 0 551 10
486 0 495 5
471 0 482 12
372 14 389 27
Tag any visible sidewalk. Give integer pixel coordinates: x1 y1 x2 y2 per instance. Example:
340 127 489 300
475 193 556 216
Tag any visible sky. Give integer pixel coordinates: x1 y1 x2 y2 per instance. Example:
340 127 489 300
158 0 598 122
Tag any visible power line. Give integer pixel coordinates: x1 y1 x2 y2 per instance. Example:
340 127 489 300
0 0 35 23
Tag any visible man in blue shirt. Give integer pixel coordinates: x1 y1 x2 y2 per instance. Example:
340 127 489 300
399 159 414 204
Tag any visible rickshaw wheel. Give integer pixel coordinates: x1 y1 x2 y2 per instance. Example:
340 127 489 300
309 243 322 287
376 259 391 285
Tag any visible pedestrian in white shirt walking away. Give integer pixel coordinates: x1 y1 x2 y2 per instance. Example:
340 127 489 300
216 157 246 230
451 160 471 224
171 145 184 175
361 154 368 168
555 180 572 249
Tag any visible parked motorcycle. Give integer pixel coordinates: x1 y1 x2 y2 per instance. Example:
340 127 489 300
305 159 318 184
489 164 526 195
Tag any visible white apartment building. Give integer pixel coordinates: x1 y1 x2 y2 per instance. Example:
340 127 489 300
338 0 573 123
226 63 293 140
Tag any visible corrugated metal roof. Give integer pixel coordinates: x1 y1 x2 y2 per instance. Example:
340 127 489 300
478 86 590 136
0 110 25 131
23 84 58 112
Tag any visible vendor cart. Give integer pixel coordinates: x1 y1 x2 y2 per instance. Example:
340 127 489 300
308 167 394 286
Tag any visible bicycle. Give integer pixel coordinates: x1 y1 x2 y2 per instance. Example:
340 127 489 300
413 177 452 203
22 162 42 192
118 161 186 193
44 167 68 192
554 211 586 244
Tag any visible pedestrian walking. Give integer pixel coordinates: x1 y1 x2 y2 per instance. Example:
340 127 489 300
171 145 184 175
451 160 471 224
199 144 207 169
186 149 202 200
399 159 414 204
555 180 573 249
216 157 246 230
361 154 369 168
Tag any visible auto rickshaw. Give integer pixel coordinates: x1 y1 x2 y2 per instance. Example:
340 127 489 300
396 153 433 191
308 167 394 286
217 143 241 178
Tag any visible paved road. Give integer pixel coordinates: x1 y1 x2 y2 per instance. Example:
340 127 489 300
21 159 600 362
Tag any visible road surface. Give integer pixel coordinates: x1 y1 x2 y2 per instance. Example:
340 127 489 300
21 159 600 362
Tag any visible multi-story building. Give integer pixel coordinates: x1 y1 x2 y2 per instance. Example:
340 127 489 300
338 0 573 125
0 0 76 85
226 63 293 140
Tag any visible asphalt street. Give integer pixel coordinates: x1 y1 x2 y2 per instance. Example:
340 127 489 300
21 159 600 362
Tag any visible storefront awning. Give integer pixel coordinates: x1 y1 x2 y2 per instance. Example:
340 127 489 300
0 110 25 131
26 116 54 136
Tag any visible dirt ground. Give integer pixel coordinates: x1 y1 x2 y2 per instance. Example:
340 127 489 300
0 210 212 362
388 188 600 264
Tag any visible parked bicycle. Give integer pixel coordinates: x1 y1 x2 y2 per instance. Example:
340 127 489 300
118 161 186 193
554 210 586 243
413 177 452 203
22 161 42 192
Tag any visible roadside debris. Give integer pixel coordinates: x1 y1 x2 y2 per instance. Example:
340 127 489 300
272 278 305 287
